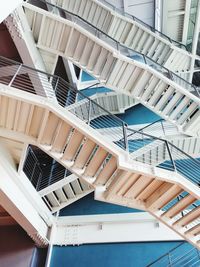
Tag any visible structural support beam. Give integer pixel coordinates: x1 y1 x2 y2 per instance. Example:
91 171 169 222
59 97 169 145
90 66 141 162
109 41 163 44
55 213 182 245
0 141 51 246
4 6 56 98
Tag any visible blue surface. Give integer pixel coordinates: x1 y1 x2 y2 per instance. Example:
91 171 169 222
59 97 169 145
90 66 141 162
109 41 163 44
78 86 112 101
116 105 161 125
50 242 185 267
81 71 96 81
60 193 141 216
80 86 112 97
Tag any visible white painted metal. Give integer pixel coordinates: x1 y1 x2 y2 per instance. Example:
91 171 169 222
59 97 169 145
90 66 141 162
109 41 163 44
52 0 194 73
0 141 50 246
0 84 200 248
22 4 200 137
39 174 93 212
67 91 138 119
55 212 182 245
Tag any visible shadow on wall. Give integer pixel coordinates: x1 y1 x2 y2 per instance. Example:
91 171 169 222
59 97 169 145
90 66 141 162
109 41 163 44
0 225 47 267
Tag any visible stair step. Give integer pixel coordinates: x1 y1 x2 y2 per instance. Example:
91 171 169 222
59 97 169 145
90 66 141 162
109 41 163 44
94 156 117 185
146 183 183 211
125 175 153 199
84 147 108 177
62 130 84 161
173 206 200 228
73 139 96 169
161 194 197 219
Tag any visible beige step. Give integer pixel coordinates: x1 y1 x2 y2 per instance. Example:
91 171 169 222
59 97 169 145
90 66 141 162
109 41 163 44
146 183 183 211
117 173 140 196
124 176 154 199
51 122 72 153
62 130 84 161
161 194 196 219
94 156 117 185
84 147 108 177
135 180 164 201
73 139 96 169
173 206 200 228
185 223 200 237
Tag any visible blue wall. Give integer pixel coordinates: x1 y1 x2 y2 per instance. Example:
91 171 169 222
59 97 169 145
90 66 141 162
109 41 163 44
50 242 185 267
60 193 141 216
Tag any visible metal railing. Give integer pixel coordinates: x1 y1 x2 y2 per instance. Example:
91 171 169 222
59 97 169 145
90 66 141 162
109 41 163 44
1 56 200 187
23 146 71 191
147 242 200 266
27 0 200 97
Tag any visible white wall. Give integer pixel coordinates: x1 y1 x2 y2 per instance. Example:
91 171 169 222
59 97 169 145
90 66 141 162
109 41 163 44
124 0 155 26
0 0 22 23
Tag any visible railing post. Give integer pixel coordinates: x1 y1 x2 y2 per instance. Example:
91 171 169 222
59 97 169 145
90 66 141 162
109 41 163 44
122 122 129 152
36 171 42 191
87 99 92 125
54 76 60 94
8 64 22 87
166 141 176 171
168 253 172 267
161 120 166 136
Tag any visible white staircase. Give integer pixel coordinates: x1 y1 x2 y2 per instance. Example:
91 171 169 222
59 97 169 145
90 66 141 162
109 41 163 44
22 4 200 137
67 91 138 120
39 174 93 213
0 71 200 249
51 0 194 73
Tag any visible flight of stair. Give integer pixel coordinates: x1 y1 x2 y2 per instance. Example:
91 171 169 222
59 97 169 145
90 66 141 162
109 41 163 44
147 242 200 266
130 136 200 166
0 75 200 248
46 0 193 73
23 146 93 212
22 3 200 137
67 91 138 120
39 174 93 213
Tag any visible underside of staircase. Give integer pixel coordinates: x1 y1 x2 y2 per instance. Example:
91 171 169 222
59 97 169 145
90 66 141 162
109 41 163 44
20 3 200 137
1 0 200 251
0 59 200 248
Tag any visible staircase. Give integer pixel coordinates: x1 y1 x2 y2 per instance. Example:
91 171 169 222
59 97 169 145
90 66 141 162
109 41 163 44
23 146 93 212
22 3 200 136
147 242 200 267
68 91 138 119
45 0 194 73
39 174 93 213
0 57 200 249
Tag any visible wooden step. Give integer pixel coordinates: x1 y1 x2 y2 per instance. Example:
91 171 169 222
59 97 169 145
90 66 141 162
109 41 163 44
135 180 164 201
73 139 96 169
51 122 72 153
62 130 84 161
161 195 196 219
124 175 153 199
84 147 108 177
117 173 140 196
173 206 200 228
94 156 117 185
185 223 200 236
146 183 183 211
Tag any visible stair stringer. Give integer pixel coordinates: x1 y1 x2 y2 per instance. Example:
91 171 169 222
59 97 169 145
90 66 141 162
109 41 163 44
52 0 194 73
23 4 200 137
0 85 200 248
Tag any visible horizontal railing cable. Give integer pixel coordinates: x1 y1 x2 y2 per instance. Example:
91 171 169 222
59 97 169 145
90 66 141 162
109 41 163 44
27 0 200 97
1 56 200 187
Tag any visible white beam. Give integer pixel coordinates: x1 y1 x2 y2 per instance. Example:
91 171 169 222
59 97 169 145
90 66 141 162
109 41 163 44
4 6 56 99
55 213 182 245
0 145 50 246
